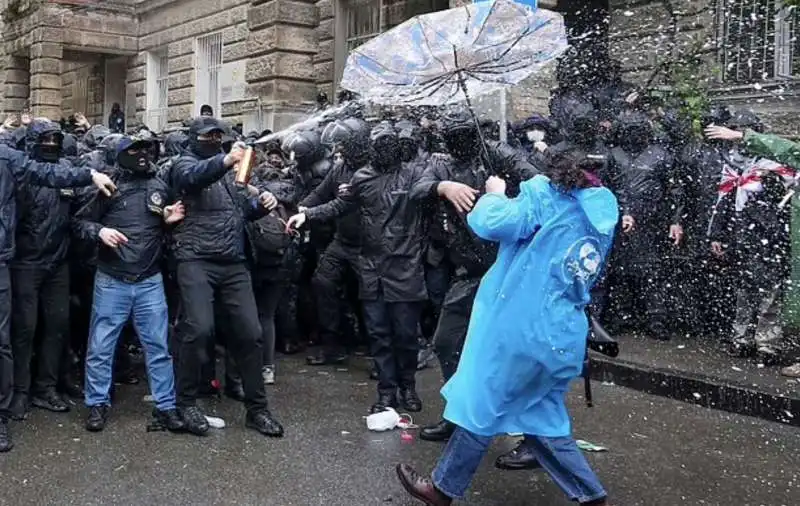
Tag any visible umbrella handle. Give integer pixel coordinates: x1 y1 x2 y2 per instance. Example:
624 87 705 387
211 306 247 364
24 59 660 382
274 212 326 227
456 71 497 177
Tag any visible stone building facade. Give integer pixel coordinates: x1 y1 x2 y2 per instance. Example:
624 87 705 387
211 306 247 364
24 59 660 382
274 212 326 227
0 0 796 133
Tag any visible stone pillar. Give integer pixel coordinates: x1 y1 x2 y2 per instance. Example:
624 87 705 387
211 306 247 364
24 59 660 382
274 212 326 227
2 54 31 116
246 0 320 130
28 42 63 120
315 0 335 97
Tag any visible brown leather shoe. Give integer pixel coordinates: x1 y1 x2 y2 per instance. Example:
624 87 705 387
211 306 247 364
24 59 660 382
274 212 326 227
395 463 452 506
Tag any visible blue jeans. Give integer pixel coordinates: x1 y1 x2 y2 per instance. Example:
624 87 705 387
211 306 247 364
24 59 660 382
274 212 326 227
433 427 606 503
85 272 176 411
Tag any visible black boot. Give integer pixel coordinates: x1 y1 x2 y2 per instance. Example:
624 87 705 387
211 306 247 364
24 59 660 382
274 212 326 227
224 381 246 403
370 392 398 414
399 388 422 412
180 406 210 436
495 440 541 470
245 410 285 437
86 406 109 432
59 374 84 399
306 351 347 366
420 420 455 442
154 409 186 433
31 390 70 413
0 419 13 453
9 393 29 421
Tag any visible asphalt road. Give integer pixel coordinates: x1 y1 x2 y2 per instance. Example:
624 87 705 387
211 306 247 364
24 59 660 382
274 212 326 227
0 355 797 506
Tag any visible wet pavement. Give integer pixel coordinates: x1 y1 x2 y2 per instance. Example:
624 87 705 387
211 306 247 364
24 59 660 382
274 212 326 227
1 355 798 506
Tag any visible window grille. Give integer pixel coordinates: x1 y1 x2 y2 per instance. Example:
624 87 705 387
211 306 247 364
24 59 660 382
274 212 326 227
195 32 223 116
717 0 800 82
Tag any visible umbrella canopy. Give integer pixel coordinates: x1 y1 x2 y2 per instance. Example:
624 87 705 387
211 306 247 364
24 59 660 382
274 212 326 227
340 0 568 106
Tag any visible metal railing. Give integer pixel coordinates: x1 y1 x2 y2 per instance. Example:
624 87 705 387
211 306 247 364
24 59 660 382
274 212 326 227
716 0 800 82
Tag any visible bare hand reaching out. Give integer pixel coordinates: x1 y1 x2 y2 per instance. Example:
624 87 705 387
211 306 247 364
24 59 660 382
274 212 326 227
98 227 128 248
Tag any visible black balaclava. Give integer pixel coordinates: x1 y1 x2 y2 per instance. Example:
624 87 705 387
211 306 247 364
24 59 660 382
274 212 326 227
441 109 480 160
369 121 401 170
614 111 653 152
187 117 226 159
118 139 153 175
569 105 599 146
27 119 64 163
396 119 420 162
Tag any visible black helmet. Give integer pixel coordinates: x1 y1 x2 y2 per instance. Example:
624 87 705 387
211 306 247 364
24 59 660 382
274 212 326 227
99 133 125 166
701 105 732 127
726 109 765 133
84 124 112 149
281 129 322 165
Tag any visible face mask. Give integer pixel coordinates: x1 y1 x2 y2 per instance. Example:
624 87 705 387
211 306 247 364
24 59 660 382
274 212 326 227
191 138 222 159
371 138 400 169
526 130 545 142
399 141 417 162
444 130 479 159
118 150 152 173
33 144 60 163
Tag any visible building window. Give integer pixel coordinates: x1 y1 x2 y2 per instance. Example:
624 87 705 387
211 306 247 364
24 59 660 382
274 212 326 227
334 0 448 90
716 0 800 83
345 0 384 53
145 50 169 133
195 32 223 117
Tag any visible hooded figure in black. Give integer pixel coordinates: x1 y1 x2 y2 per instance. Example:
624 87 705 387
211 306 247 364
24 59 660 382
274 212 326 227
287 121 429 414
302 118 371 366
605 110 679 340
168 116 284 438
667 106 735 336
281 129 335 347
0 119 110 453
9 120 84 419
711 111 789 362
108 103 125 134
409 108 538 441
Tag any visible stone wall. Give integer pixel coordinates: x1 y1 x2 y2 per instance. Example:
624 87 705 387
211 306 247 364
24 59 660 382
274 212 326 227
60 58 105 124
132 0 251 127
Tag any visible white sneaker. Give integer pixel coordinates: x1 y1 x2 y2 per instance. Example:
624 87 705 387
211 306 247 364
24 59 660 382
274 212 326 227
262 366 275 385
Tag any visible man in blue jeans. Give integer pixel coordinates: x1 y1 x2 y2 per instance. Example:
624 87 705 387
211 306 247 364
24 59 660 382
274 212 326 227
74 136 185 432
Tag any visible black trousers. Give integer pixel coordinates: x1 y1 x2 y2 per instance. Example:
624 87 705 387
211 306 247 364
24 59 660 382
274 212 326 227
421 261 452 341
433 277 480 382
362 294 422 395
174 260 267 415
11 263 70 396
312 240 360 354
0 266 12 419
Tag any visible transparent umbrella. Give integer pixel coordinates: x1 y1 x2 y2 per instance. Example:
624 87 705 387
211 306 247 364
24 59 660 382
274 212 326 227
339 0 568 107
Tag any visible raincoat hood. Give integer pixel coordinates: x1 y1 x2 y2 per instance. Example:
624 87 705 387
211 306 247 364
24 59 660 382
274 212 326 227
573 185 619 238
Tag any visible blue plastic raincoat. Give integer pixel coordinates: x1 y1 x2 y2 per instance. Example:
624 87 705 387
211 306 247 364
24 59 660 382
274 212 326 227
441 175 618 437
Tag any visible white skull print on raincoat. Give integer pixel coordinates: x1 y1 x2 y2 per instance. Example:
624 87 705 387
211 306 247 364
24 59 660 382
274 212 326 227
441 175 618 438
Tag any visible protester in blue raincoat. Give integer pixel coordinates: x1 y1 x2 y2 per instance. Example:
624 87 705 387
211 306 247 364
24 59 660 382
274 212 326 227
396 149 618 506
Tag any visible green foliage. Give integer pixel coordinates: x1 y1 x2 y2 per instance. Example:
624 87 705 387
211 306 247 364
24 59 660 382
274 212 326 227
660 49 716 138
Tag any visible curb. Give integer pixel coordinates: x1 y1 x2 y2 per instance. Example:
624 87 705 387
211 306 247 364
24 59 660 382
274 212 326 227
590 354 800 427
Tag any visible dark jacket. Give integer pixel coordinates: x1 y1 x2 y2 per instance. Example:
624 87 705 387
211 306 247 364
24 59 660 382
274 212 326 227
0 145 92 264
13 176 76 270
306 161 429 302
410 142 538 278
169 151 267 263
248 166 303 281
300 160 362 248
73 168 171 282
